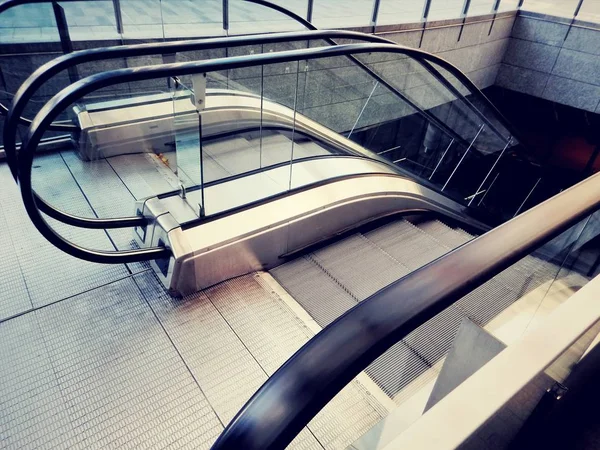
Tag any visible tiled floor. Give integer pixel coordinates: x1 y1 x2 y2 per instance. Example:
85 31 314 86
0 161 386 449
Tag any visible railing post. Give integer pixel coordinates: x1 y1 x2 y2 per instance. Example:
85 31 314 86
348 81 378 139
112 0 124 35
370 0 381 33
429 138 454 180
52 1 79 83
307 0 314 23
419 0 431 47
488 0 502 35
457 0 472 41
477 171 499 206
223 0 229 33
468 138 511 206
442 124 484 191
514 177 541 217
565 0 585 40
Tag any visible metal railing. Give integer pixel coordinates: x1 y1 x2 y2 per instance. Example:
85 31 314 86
1 0 597 46
5 28 526 234
13 42 529 263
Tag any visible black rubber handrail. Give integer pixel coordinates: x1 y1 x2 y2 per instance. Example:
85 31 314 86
4 30 387 180
12 42 543 265
0 97 78 130
2 0 527 171
6 30 501 233
6 31 391 232
15 42 501 264
210 171 600 450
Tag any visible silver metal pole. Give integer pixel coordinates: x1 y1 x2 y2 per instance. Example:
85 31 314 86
371 0 381 31
223 0 229 33
288 61 302 190
442 124 484 191
307 0 314 22
468 138 511 206
514 177 541 217
477 172 499 206
348 81 378 139
112 0 123 35
429 138 454 180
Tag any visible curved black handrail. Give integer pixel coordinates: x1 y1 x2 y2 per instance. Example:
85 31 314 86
13 42 540 265
16 42 502 264
6 29 499 234
4 32 396 235
4 31 386 180
0 97 78 129
2 0 526 170
210 171 600 450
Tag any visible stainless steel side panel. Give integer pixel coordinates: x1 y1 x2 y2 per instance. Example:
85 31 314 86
165 175 477 296
76 91 383 163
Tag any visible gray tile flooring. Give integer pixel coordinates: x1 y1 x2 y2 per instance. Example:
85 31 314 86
0 159 385 449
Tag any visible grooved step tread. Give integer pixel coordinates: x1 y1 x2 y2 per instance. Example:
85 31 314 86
271 216 579 402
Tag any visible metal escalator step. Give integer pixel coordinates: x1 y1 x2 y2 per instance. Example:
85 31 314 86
364 220 449 270
456 278 520 327
454 227 475 241
310 234 410 301
413 219 473 249
403 304 466 364
271 256 358 327
206 275 314 375
365 341 432 398
205 275 384 449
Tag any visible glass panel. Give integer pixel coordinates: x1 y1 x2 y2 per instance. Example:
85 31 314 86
120 0 164 40
467 0 495 16
311 0 374 28
0 3 59 44
498 0 521 13
268 0 309 18
527 213 600 365
345 209 600 446
29 78 178 251
172 77 204 217
58 1 120 41
228 0 306 35
521 0 580 18
161 0 223 38
476 162 541 220
577 0 600 22
443 125 509 200
427 0 465 21
378 0 426 26
426 61 514 145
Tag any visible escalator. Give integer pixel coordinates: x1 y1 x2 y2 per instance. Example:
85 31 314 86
5 32 544 267
1 1 600 449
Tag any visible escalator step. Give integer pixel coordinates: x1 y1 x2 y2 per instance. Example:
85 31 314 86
310 234 409 301
413 219 473 248
363 220 449 270
271 256 357 327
